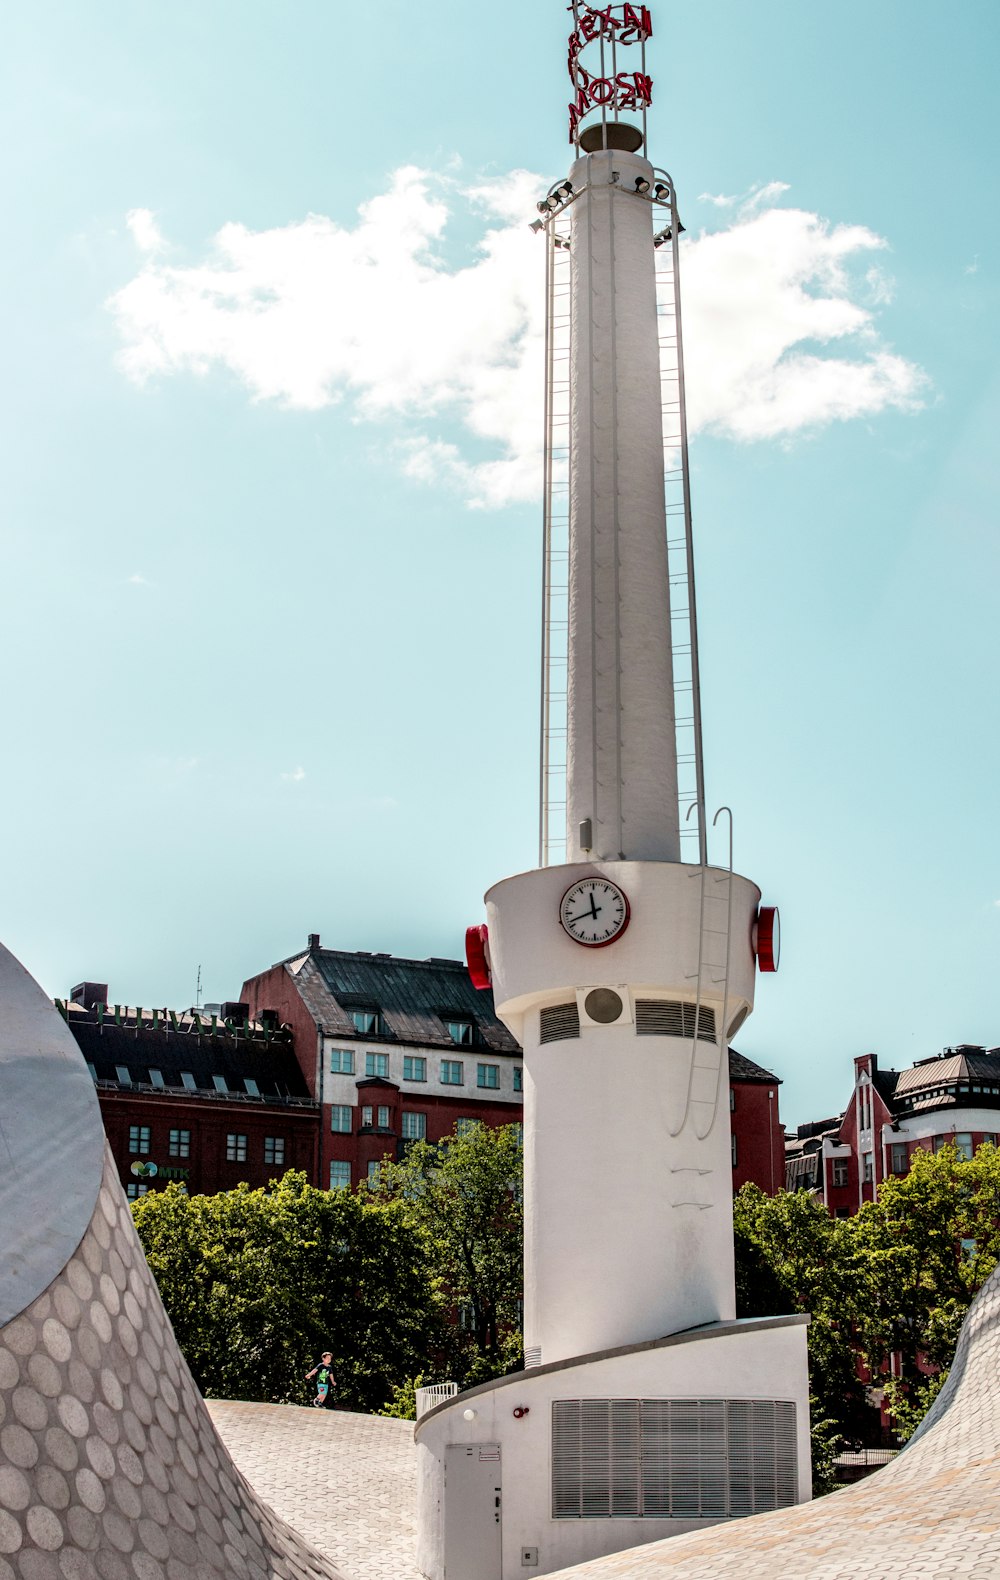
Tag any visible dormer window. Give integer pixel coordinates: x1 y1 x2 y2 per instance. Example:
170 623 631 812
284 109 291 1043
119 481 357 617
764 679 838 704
447 1019 473 1047
352 1009 380 1036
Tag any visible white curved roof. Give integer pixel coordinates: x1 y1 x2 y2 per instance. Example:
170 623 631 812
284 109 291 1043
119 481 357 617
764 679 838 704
0 941 105 1324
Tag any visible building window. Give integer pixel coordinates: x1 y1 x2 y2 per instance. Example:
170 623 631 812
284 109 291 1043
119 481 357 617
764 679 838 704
366 1053 389 1078
180 1071 197 1091
513 1066 523 1093
264 1137 285 1166
862 1152 874 1183
128 1125 151 1156
329 1161 351 1191
402 1111 427 1141
982 1134 998 1148
890 1144 908 1175
731 1133 738 1167
352 1009 380 1036
226 1134 248 1163
86 1062 97 1082
367 1161 381 1184
441 1060 464 1086
329 1048 355 1075
116 1066 132 1087
455 1117 480 1136
458 1303 476 1332
330 1105 353 1134
169 1129 190 1159
954 1132 974 1161
832 1159 849 1188
513 1122 523 1148
447 1020 473 1047
729 1087 735 1112
244 1078 260 1097
149 1069 164 1088
933 1136 948 1153
403 1056 427 1082
213 1075 228 1094
361 1106 374 1127
377 1105 390 1128
126 1183 148 1199
477 1063 500 1090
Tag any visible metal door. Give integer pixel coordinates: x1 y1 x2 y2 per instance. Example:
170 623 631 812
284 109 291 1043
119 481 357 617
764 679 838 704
444 1442 501 1580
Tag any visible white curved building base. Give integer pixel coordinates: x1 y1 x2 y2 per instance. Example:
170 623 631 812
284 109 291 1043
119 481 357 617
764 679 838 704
414 1316 810 1580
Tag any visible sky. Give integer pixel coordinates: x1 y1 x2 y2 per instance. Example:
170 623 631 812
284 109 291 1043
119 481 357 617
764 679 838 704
2 0 998 1129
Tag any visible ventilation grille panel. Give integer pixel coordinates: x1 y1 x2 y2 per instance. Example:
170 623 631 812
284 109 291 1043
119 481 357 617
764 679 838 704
540 1003 581 1044
635 1000 716 1043
552 1398 797 1521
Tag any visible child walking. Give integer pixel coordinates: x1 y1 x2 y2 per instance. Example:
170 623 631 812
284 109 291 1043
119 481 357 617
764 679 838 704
305 1352 336 1408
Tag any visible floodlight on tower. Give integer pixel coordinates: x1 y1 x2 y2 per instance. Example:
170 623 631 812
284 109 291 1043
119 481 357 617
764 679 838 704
419 10 808 1576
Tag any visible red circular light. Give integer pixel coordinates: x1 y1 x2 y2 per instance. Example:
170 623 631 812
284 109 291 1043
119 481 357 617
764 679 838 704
465 924 491 991
756 907 780 973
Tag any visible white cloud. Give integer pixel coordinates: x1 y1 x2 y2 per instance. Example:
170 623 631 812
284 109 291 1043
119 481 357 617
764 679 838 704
964 255 980 276
128 572 149 585
109 168 926 508
280 767 306 783
126 208 166 256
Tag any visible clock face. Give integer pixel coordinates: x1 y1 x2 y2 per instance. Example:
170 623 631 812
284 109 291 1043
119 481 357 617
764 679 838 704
559 878 631 948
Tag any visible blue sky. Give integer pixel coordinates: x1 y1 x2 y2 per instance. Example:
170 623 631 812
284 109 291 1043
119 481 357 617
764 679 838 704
2 1 998 1129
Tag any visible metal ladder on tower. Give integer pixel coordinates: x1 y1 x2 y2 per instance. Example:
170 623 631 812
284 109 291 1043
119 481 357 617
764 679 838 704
653 171 705 869
539 215 573 867
679 807 735 1141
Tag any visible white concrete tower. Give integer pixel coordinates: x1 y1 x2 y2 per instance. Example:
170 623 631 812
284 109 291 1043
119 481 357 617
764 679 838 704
418 15 806 1576
479 12 778 1369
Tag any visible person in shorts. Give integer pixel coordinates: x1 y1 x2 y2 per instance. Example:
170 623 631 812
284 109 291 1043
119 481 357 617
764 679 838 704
305 1352 336 1408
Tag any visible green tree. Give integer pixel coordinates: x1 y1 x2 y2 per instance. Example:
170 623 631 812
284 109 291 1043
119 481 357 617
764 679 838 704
373 1122 524 1386
132 1171 444 1409
733 1184 871 1486
847 1142 1000 1436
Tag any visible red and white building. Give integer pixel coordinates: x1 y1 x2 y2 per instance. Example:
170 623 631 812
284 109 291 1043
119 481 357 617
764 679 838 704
241 936 524 1191
787 1044 1000 1212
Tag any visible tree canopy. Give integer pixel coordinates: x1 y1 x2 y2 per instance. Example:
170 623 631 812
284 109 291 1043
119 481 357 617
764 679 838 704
372 1120 524 1386
131 1170 443 1409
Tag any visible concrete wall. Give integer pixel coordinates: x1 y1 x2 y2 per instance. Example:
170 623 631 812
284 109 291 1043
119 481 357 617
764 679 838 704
565 151 679 865
487 860 759 1363
414 1317 811 1580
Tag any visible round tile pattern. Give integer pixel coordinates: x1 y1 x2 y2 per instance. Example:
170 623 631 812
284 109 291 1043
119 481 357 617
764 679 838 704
0 1150 347 1580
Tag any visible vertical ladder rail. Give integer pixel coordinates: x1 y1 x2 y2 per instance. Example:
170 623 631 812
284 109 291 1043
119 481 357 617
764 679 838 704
653 175 706 867
540 223 572 867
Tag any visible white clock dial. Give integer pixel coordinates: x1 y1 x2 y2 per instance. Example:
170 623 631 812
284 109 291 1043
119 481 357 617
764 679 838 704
559 879 631 948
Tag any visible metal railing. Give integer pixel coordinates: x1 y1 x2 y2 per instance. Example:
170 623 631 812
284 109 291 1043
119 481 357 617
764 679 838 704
94 1079 318 1109
415 1383 459 1419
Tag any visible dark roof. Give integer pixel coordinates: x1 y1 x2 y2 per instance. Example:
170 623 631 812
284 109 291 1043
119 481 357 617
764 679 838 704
286 948 520 1055
728 1047 780 1084
872 1066 900 1105
63 1008 312 1103
785 1153 822 1189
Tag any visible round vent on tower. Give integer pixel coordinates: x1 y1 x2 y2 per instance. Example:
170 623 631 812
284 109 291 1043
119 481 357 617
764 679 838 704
584 988 624 1024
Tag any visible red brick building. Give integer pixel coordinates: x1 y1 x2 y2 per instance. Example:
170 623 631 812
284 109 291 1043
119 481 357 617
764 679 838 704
58 984 318 1200
787 1044 1000 1213
729 1048 785 1195
241 938 524 1191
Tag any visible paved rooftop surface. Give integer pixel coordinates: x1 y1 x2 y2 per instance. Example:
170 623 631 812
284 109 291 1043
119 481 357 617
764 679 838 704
209 1402 421 1580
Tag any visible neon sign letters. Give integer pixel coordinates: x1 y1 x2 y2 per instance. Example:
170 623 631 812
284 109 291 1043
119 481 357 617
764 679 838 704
567 4 653 143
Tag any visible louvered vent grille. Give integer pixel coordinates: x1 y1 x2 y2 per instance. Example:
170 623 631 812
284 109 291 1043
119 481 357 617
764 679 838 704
552 1398 797 1521
524 1346 542 1369
634 1000 716 1042
540 1003 581 1044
